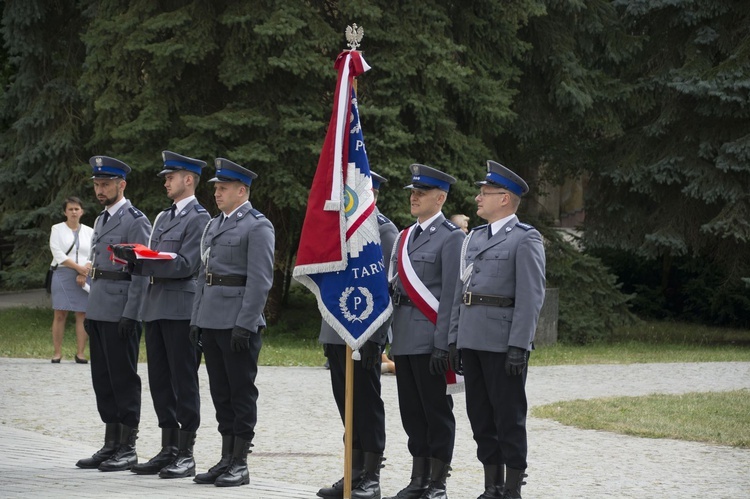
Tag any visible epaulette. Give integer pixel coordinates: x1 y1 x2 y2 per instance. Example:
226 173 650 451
470 224 488 232
248 208 265 219
516 222 534 231
376 213 391 226
194 205 207 213
443 219 460 231
128 207 144 219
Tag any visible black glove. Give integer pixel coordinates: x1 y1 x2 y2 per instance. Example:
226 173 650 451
118 317 139 339
505 346 528 376
359 341 380 371
112 244 137 264
429 347 450 376
448 344 462 375
83 318 91 334
322 344 330 358
230 326 253 352
189 325 202 351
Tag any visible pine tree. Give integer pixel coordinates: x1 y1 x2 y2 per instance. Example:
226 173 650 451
0 0 89 286
585 0 750 325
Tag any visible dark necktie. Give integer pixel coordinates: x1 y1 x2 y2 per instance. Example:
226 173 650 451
169 205 177 221
219 214 227 228
413 225 423 241
487 225 493 239
102 211 110 226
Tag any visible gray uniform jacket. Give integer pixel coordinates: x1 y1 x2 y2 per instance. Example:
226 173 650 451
318 209 399 345
86 201 151 322
132 200 211 322
389 214 464 355
191 202 275 332
448 216 546 352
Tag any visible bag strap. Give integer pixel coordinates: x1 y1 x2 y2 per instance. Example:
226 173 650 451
52 236 78 270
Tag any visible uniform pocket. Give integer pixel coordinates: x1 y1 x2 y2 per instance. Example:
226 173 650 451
157 232 183 253
486 306 512 344
411 251 437 280
481 250 510 276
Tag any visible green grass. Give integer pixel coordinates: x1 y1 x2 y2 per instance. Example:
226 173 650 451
531 321 750 365
1 302 748 366
532 390 750 448
0 292 326 366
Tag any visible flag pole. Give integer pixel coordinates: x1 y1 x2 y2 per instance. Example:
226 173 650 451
342 23 364 499
344 344 354 499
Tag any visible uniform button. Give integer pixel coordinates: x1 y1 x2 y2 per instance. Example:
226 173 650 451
475 268 480 273
478 256 483 260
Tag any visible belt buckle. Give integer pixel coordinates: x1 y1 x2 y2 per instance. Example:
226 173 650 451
206 273 213 286
149 276 155 285
392 292 401 306
463 292 472 306
90 267 98 280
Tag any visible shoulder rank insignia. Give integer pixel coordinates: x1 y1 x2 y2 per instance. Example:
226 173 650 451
470 224 488 232
194 205 207 213
248 208 265 219
516 222 534 231
376 213 391 226
128 207 144 218
443 219 460 231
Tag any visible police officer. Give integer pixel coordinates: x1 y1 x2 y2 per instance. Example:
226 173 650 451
317 171 398 499
448 161 546 499
386 164 465 499
113 151 210 479
189 158 275 488
76 156 151 472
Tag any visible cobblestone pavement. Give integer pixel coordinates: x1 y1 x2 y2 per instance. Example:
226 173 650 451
1 356 748 498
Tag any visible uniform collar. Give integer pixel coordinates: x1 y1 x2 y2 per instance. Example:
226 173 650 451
488 213 516 236
105 197 128 217
172 195 196 215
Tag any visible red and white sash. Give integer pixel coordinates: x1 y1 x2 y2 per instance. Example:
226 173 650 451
397 224 439 324
397 223 464 393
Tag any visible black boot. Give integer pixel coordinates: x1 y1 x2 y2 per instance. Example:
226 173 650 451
477 464 504 499
131 427 178 475
76 423 120 469
214 436 251 487
351 452 383 499
420 458 451 499
501 468 527 499
159 430 196 478
194 434 234 484
98 425 138 472
317 449 365 499
384 457 430 499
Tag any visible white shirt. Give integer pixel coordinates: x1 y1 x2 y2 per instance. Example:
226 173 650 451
172 195 196 215
104 197 128 219
415 211 444 232
488 214 516 237
49 222 94 266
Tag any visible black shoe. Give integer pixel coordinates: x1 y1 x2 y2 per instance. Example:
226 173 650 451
76 423 120 469
99 425 138 472
51 358 61 363
131 428 178 475
159 430 196 479
75 355 88 364
214 437 251 487
194 434 234 484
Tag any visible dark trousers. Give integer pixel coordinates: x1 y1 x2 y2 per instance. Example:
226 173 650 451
461 348 529 470
393 354 455 463
201 328 261 441
88 319 141 428
326 343 386 454
145 319 200 432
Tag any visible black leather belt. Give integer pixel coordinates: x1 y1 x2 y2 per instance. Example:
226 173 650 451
90 268 131 281
206 273 246 286
392 291 414 307
462 292 514 307
149 276 193 285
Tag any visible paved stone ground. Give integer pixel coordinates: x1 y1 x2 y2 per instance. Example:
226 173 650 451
1 355 748 498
